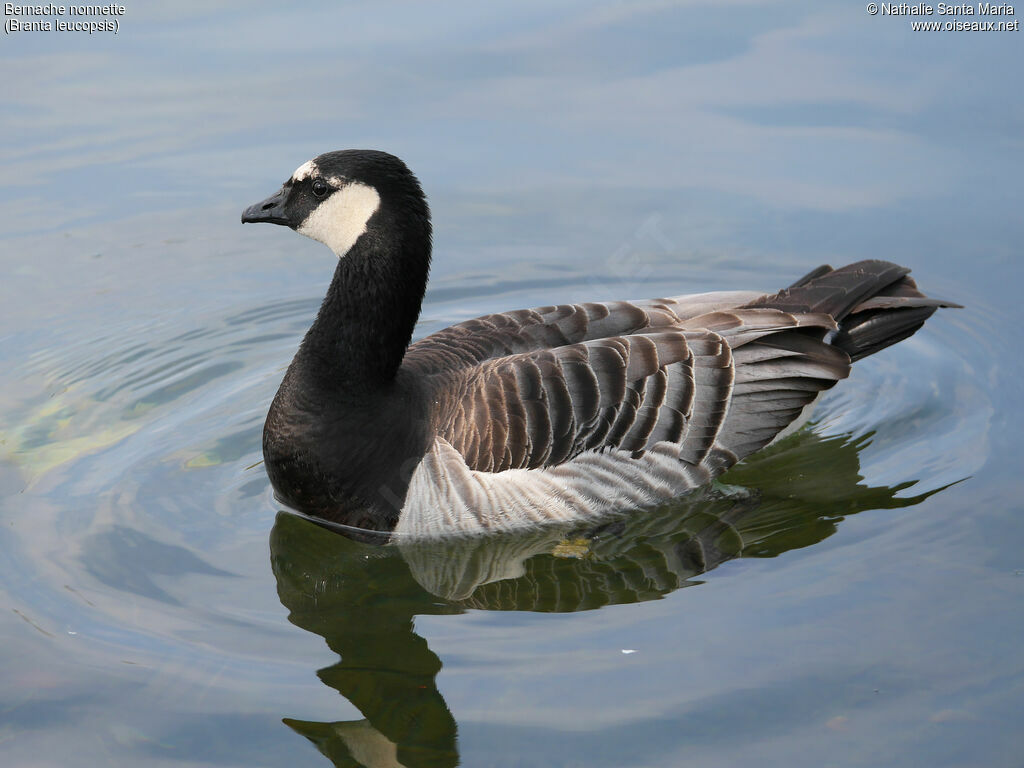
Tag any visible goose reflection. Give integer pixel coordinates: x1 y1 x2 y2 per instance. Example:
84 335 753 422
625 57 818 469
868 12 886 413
269 429 949 768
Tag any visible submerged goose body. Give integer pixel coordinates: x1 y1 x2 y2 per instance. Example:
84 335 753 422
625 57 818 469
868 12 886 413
242 150 956 537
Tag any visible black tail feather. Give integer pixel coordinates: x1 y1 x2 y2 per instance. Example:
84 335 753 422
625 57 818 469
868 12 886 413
746 260 958 362
788 263 834 288
832 305 936 361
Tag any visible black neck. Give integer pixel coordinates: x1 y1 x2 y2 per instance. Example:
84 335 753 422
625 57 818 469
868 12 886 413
297 204 431 395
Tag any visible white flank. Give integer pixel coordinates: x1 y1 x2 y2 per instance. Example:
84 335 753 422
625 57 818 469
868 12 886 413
394 437 732 537
297 182 381 258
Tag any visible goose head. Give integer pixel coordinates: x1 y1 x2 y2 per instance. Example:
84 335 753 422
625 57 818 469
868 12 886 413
241 150 433 392
241 149 429 260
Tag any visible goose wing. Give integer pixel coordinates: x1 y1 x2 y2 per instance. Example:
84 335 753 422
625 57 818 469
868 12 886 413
429 307 849 475
404 260 954 377
402 291 763 374
410 260 952 478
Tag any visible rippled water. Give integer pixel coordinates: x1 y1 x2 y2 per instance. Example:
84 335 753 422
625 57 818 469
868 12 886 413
2 4 1023 767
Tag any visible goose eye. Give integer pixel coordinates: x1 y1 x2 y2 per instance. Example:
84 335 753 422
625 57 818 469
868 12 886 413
311 179 328 198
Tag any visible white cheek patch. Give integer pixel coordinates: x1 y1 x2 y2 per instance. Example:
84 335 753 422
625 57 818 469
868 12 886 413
297 182 381 258
291 159 318 182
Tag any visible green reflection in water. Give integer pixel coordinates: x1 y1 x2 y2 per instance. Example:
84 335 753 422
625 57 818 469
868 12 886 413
269 428 951 768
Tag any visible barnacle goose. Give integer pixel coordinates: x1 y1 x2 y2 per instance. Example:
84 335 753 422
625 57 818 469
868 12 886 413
242 150 957 537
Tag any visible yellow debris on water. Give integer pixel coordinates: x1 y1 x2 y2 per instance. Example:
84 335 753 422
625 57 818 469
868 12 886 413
551 537 592 559
0 384 139 484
